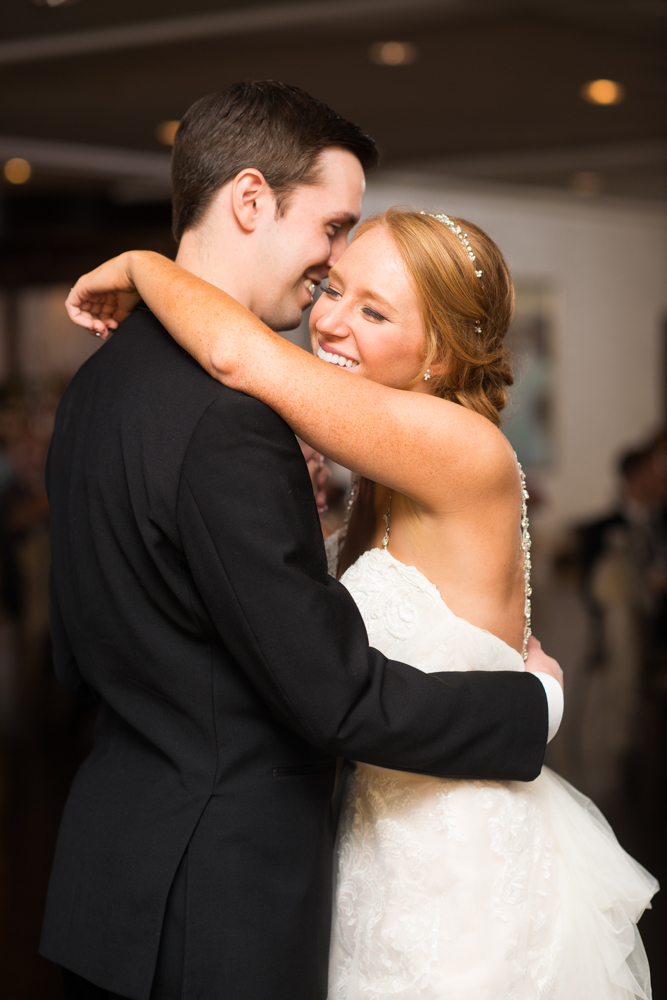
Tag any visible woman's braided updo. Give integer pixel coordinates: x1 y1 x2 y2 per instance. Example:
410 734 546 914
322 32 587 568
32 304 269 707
353 209 515 426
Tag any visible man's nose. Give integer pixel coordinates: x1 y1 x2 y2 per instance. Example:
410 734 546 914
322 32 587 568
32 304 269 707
327 231 349 267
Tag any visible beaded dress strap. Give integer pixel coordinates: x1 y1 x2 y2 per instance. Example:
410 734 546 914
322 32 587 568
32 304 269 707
382 494 392 549
518 460 532 660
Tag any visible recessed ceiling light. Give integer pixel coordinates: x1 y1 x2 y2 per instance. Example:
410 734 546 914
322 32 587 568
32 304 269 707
155 120 180 146
32 0 81 6
580 79 625 106
4 158 31 185
369 42 418 66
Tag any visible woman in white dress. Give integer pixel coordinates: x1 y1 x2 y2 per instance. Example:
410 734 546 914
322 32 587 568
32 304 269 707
65 208 657 998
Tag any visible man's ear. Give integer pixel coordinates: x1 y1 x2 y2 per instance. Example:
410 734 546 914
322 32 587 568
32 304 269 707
230 168 273 233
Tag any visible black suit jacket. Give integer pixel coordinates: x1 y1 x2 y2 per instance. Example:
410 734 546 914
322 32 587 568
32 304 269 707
40 307 547 999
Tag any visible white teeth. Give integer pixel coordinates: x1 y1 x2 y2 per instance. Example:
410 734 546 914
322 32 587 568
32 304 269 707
316 346 358 368
304 279 315 294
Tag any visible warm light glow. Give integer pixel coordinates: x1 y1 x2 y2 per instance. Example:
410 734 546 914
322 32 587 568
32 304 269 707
571 171 603 197
4 158 32 184
369 41 418 66
155 120 180 146
581 79 625 106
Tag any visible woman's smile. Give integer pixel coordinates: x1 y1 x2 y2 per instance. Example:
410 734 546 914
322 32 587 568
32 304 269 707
316 338 359 368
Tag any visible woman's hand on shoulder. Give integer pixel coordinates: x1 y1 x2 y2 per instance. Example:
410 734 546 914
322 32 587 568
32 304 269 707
65 250 144 337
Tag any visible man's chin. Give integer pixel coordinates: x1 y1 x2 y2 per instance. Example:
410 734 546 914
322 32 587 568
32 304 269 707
265 308 306 334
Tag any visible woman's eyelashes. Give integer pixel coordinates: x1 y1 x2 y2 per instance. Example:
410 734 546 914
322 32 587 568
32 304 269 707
362 306 387 322
322 285 387 322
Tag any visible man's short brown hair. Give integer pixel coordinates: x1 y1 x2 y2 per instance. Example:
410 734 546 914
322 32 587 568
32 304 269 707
171 81 379 242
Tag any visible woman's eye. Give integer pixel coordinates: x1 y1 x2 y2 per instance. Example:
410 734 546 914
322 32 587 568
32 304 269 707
322 285 341 298
362 307 387 322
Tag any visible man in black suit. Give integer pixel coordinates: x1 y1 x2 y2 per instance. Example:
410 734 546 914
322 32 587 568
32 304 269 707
42 82 562 1000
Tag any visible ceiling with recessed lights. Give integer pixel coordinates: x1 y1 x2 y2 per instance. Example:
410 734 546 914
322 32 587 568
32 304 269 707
0 0 664 280
0 0 665 195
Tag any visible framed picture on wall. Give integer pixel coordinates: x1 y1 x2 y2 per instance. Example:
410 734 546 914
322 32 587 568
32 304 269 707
502 282 555 470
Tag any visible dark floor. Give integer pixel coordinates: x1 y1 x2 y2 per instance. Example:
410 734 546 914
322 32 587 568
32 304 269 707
0 704 95 999
0 701 665 999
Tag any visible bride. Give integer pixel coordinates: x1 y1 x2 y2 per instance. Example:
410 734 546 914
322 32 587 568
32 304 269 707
66 208 657 998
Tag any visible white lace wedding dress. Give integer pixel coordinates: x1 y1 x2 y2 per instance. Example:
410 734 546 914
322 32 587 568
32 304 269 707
326 486 658 999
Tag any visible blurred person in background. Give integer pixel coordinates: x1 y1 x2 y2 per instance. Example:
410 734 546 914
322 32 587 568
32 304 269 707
575 436 667 808
645 432 667 666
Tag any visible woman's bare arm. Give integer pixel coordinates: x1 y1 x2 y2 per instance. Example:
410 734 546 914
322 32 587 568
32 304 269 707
66 250 515 512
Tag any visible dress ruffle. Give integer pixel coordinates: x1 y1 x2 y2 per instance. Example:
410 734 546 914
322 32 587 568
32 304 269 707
329 765 657 999
539 769 657 1000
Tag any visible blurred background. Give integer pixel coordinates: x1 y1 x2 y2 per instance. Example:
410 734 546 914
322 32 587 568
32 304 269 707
0 0 665 996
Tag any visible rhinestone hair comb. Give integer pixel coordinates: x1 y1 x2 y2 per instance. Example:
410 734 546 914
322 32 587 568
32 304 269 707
421 211 482 278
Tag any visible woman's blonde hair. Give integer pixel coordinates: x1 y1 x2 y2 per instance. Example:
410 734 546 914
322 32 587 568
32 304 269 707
353 209 515 426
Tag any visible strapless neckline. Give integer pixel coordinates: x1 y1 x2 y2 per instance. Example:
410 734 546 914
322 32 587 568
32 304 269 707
342 545 524 662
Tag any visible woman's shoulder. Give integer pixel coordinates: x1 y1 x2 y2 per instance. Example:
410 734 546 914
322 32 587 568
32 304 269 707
427 397 519 498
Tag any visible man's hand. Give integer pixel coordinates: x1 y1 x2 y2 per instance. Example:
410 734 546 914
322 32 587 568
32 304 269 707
65 251 141 337
524 636 563 690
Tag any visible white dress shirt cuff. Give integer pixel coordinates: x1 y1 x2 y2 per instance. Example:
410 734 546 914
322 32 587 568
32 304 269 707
533 672 564 743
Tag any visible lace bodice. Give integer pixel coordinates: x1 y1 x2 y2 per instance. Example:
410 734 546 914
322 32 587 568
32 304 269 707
340 546 525 676
331 457 532 661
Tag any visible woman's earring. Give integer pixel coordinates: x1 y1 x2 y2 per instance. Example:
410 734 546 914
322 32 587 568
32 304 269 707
423 369 432 381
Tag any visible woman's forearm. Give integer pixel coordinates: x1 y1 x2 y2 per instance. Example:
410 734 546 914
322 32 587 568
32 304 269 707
125 251 267 380
123 252 501 510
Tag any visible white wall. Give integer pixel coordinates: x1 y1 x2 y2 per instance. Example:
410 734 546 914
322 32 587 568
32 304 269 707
361 176 667 528
18 284 102 380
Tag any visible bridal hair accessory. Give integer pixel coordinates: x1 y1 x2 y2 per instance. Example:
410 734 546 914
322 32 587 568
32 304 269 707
421 212 483 278
423 368 432 381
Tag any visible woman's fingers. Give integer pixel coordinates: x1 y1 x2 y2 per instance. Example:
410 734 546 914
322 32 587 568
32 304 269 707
66 286 132 337
65 253 140 336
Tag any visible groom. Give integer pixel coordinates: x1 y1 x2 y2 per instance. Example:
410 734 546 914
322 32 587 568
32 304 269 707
42 82 563 1000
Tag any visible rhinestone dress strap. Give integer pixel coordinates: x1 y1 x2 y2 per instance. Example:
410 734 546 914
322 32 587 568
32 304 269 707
382 494 392 549
345 474 360 519
518 460 532 661
346 468 532 659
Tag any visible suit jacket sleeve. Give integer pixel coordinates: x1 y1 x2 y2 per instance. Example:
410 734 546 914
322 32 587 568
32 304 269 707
177 392 547 781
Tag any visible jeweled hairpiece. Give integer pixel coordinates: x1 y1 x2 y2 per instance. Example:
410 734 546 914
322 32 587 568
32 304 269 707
421 211 482 278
